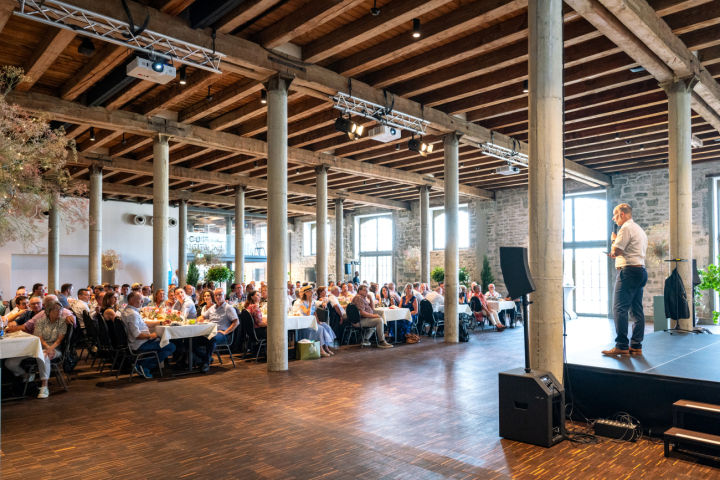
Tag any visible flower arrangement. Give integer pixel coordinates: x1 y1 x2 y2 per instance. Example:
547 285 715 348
101 249 123 271
165 311 185 324
645 222 670 277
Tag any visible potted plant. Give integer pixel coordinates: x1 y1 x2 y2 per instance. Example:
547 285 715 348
697 259 720 324
430 266 444 285
205 265 234 290
480 255 494 290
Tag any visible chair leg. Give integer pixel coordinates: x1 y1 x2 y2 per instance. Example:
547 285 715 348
155 352 164 378
215 352 223 365
116 354 126 379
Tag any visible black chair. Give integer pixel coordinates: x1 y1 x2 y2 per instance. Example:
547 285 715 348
81 311 99 362
23 323 72 396
469 296 486 331
239 309 266 362
418 299 435 335
95 315 117 373
214 329 236 368
327 305 343 339
113 320 164 382
345 303 377 348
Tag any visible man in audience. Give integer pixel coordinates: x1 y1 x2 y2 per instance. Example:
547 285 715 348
412 282 424 304
286 284 295 308
387 282 402 304
31 283 45 298
351 284 392 348
103 284 114 294
31 295 76 327
171 269 179 286
295 280 301 292
228 283 245 304
57 283 73 308
195 288 239 373
118 284 131 305
6 296 42 327
8 286 27 311
352 271 360 285
485 284 502 300
173 288 197 319
3 295 28 324
121 291 176 378
94 291 105 315
183 284 196 303
424 286 445 335
141 286 152 306
328 286 347 321
72 288 91 327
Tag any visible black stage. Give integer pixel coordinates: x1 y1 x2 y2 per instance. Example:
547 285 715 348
565 332 720 436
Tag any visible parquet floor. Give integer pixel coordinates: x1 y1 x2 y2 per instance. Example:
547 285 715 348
2 319 719 479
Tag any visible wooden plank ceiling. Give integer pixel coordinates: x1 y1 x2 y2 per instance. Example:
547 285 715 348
0 0 718 215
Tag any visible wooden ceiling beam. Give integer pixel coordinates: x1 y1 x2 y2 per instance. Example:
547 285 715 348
15 27 76 93
215 0 280 34
59 44 132 101
151 0 197 15
141 69 215 117
178 78 262 124
0 0 13 34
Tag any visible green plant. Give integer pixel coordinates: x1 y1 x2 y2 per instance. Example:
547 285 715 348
480 255 494 291
459 266 470 285
697 259 720 324
430 266 444 284
206 265 234 285
187 261 200 287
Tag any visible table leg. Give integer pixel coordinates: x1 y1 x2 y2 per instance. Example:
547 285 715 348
394 321 399 344
187 337 193 374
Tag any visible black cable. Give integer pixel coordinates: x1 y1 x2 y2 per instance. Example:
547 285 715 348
121 0 150 39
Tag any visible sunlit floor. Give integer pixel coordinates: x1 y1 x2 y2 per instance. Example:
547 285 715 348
2 317 719 479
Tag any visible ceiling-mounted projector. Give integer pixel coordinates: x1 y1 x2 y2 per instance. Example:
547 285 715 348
127 57 176 85
368 125 402 143
494 165 520 175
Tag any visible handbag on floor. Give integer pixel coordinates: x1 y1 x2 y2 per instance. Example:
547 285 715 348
295 340 321 360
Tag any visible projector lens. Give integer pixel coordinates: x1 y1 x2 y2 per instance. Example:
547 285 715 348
152 61 164 73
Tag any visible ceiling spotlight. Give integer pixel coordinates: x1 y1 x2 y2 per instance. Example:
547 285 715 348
334 114 363 140
412 19 421 38
261 89 267 104
89 127 96 142
640 145 645 151
523 79 528 93
296 169 300 174
179 66 187 85
395 143 400 151
371 0 380 15
121 133 126 145
475 166 479 170
626 139 632 144
254 161 258 167
408 135 433 156
363 181 366 185
78 37 95 56
460 163 464 167
206 86 213 101
376 184 380 188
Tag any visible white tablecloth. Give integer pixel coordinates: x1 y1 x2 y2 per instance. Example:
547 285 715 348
438 304 471 314
0 331 43 359
151 323 218 348
262 315 318 331
487 300 516 311
374 308 411 324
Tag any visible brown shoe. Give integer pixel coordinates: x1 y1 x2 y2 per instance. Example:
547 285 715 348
629 347 643 355
496 324 506 331
601 347 629 356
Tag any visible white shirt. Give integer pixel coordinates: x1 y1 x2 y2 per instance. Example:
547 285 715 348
327 293 346 316
286 295 294 309
71 299 89 325
425 291 444 312
614 219 648 268
413 289 424 304
485 290 502 300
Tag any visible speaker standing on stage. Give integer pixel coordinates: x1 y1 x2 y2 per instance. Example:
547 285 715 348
603 203 648 356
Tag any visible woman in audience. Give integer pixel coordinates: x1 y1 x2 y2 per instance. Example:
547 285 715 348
197 288 215 314
101 291 119 317
260 284 268 303
398 283 418 342
379 285 397 307
338 283 353 304
148 289 166 308
470 284 505 331
292 285 316 317
244 290 266 328
459 285 469 304
313 287 337 357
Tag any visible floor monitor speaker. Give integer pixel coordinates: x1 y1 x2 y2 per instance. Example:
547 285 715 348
499 247 536 299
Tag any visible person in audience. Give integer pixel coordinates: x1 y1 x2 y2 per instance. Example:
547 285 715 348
148 289 166 308
171 269 179 286
328 286 347 321
293 285 316 318
369 284 380 303
7 293 28 316
286 284 296 308
412 282 424 303
101 291 119 319
328 281 335 289
425 286 444 312
198 289 216 316
29 295 75 327
485 284 502 300
93 291 105 316
194 288 239 373
183 284 196 303
398 283 418 342
459 285 469 304
350 285 392 348
470 282 477 292
470 285 505 331
103 284 113 294
379 285 398 307
312 287 337 357
173 288 197 319
119 284 131 305
6 300 68 398
243 290 266 329
57 283 73 308
7 296 43 327
3 295 29 325
71 289 91 326
387 282 402 304
167 286 176 303
141 286 152 306
338 283 353 304
31 283 45 298
260 284 269 303
352 271 360 285
207 281 216 291
121 291 176 378
8 286 26 311
498 290 522 327
92 285 102 301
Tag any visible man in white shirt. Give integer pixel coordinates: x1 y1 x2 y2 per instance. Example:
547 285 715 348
172 288 198 319
423 287 445 336
71 288 91 327
121 292 175 378
171 270 179 286
412 282 424 304
328 286 346 320
195 288 239 372
485 284 502 300
287 284 296 307
118 284 131 305
603 203 648 357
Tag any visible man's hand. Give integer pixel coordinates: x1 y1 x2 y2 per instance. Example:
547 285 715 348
64 315 74 325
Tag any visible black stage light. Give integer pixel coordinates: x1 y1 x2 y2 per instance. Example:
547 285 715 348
408 135 433 156
523 79 528 93
371 0 380 15
334 114 363 140
179 67 187 84
412 19 421 38
78 37 95 56
206 86 213 101
89 127 96 142
261 89 267 104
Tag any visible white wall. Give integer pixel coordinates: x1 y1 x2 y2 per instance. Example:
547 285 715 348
0 199 179 295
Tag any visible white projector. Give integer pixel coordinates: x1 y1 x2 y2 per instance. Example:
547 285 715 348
126 57 176 85
494 165 520 175
368 125 402 143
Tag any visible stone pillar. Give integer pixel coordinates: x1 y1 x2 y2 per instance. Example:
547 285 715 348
88 166 102 286
316 165 329 286
48 203 60 293
235 185 245 286
153 134 171 294
266 75 291 372
444 134 460 343
474 200 488 283
663 78 696 331
335 198 344 284
528 0 564 380
178 199 187 287
419 185 430 285
225 216 233 272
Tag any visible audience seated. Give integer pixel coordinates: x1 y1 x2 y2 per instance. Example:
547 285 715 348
71 289 91 326
194 288 239 373
423 286 445 335
31 283 46 298
350 285 392 348
397 283 417 342
313 287 338 357
469 285 505 331
8 286 27 311
485 284 502 301
148 289 166 308
379 285 398 307
228 283 246 305
57 283 73 308
172 288 197 319
244 290 266 328
197 288 215 316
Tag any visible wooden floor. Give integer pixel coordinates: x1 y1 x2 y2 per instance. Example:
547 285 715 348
2 319 720 479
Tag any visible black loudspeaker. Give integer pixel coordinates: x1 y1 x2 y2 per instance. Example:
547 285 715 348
499 247 537 299
499 368 566 448
345 263 353 275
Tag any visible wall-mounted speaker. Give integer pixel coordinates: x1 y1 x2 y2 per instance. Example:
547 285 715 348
133 215 147 226
168 218 178 227
500 247 536 299
38 210 50 220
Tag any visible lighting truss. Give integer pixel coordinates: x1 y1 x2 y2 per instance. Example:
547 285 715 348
331 92 429 136
479 142 529 166
14 0 225 73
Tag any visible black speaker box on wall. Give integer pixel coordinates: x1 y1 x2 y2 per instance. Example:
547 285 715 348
499 247 537 299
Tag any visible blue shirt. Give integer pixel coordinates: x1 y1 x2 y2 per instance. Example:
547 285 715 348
204 302 239 331
173 297 197 319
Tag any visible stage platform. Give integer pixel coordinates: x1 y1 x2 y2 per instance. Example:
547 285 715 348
565 331 720 436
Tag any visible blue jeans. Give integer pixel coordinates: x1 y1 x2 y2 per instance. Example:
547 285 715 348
135 339 176 370
613 267 648 350
193 332 227 365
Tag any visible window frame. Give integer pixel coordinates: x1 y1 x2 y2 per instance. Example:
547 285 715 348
430 204 470 251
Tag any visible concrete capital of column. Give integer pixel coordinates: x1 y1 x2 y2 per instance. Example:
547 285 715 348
234 184 246 194
334 197 344 206
90 165 103 175
266 74 294 93
153 133 171 145
660 75 699 94
315 165 330 175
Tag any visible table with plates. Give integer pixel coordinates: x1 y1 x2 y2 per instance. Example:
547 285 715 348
0 331 43 360
150 322 217 375
374 307 411 344
487 300 519 326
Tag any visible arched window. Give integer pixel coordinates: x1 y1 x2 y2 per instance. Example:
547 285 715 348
432 205 469 250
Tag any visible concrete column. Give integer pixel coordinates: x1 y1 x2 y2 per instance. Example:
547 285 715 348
444 134 460 343
88 166 102 286
153 134 171 294
235 185 245 286
178 199 187 287
47 203 60 293
474 200 488 282
316 165 329 286
335 198 344 284
225 216 233 272
663 78 696 331
528 0 564 380
266 75 291 372
419 185 430 284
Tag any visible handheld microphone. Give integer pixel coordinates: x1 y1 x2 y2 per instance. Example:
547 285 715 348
612 223 619 235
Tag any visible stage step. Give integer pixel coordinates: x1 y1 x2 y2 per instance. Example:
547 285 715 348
673 400 720 428
664 427 720 458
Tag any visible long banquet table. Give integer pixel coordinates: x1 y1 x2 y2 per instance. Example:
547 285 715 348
374 307 411 344
438 304 472 315
151 323 218 375
0 331 43 360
